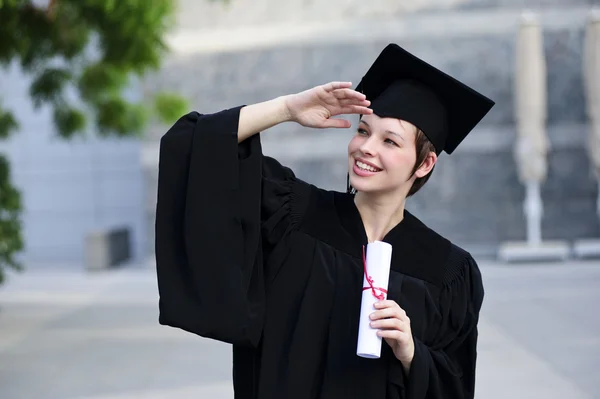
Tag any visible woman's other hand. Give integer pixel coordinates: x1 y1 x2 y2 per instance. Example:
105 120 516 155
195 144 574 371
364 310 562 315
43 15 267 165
370 299 415 374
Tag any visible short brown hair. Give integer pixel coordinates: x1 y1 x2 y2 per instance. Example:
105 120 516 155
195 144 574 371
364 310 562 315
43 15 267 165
407 129 436 197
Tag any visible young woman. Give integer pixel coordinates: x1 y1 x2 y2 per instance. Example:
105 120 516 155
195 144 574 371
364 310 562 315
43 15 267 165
155 43 495 399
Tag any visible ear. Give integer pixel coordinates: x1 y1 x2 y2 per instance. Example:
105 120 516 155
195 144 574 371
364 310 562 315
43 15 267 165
414 151 437 178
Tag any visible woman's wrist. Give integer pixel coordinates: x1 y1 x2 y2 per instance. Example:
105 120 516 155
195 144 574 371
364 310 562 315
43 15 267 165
238 95 293 143
401 357 413 375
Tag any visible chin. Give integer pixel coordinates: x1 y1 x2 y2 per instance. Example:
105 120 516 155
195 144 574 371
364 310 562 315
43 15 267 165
348 174 380 193
349 173 408 198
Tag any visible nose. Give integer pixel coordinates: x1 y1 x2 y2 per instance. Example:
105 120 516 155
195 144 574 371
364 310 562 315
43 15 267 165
359 136 377 157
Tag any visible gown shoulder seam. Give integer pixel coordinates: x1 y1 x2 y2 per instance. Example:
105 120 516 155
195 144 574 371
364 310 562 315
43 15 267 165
442 244 476 287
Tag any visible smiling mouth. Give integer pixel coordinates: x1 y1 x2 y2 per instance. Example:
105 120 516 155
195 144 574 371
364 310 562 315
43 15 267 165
355 160 382 172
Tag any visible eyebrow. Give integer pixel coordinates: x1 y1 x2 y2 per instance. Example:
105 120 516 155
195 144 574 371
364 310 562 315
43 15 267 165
359 120 405 141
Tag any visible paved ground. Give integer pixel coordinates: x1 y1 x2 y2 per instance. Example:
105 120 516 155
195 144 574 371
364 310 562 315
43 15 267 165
0 259 598 399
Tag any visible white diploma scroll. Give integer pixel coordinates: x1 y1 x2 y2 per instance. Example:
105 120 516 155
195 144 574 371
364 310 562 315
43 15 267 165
356 241 393 359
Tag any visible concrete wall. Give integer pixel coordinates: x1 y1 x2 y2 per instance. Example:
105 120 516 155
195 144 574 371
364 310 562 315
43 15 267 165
4 0 596 265
143 2 600 259
172 0 599 32
0 62 146 265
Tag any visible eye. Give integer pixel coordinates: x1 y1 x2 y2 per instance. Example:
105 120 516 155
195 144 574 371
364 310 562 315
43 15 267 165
384 138 399 146
357 128 369 136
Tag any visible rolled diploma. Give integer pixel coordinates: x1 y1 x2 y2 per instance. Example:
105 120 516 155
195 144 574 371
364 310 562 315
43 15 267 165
356 241 393 359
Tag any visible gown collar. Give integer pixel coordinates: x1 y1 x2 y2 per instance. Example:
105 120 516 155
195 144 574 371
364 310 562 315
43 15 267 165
334 191 419 246
332 190 451 285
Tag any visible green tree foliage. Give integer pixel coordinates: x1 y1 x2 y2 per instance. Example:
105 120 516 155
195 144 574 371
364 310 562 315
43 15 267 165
0 0 189 283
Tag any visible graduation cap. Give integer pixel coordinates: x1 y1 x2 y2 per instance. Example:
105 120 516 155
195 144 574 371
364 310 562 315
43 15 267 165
355 44 495 155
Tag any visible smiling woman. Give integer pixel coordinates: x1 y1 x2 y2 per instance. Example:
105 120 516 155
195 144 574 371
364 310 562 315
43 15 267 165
347 115 437 198
155 43 495 399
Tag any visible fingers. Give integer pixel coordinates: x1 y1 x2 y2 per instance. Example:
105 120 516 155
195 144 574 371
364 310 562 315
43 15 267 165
370 308 406 322
370 300 411 336
322 118 352 129
373 300 403 310
370 318 405 331
323 81 353 92
332 88 367 101
371 301 409 322
377 329 410 341
340 105 373 116
339 98 371 107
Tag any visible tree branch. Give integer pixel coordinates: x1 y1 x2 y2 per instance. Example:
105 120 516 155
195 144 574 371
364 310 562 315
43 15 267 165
47 0 58 19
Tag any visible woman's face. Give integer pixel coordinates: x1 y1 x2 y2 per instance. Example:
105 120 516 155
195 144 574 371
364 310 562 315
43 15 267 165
347 113 423 196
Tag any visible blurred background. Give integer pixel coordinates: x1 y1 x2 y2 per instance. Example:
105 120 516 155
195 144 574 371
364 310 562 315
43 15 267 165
1 0 599 398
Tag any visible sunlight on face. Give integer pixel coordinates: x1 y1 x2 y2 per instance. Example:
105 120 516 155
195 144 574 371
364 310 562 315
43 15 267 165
347 113 419 195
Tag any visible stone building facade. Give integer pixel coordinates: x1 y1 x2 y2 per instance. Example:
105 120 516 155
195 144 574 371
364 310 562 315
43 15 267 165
142 0 600 260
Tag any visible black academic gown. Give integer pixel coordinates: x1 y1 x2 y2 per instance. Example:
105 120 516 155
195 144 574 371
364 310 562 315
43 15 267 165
155 106 484 399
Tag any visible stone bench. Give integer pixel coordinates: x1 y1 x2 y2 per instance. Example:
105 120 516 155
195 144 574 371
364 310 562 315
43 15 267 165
85 227 132 271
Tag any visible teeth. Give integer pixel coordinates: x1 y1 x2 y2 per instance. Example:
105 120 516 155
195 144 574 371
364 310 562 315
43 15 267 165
356 161 380 172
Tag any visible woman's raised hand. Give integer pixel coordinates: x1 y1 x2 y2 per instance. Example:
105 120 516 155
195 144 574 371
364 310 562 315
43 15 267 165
284 82 373 129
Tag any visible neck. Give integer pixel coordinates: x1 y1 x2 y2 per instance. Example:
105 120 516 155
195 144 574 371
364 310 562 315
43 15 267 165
354 190 407 243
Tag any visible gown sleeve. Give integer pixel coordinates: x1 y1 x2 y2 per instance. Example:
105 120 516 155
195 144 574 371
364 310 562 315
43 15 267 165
392 252 484 399
154 106 305 349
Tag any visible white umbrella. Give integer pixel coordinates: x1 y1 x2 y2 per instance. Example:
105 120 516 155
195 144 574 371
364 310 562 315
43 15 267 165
584 9 600 216
514 11 549 245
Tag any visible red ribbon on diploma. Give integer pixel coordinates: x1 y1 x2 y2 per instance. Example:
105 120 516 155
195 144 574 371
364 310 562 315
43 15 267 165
362 245 388 301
